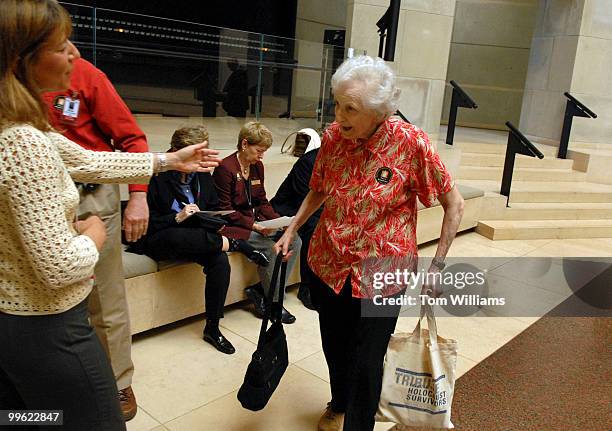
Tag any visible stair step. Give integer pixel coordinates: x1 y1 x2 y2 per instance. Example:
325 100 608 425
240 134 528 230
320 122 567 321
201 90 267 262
456 179 612 203
458 166 586 182
476 219 612 240
501 202 612 220
455 141 558 156
509 190 612 203
460 152 573 169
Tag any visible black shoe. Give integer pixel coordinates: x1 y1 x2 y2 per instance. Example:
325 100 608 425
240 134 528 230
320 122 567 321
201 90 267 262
248 250 270 267
229 239 270 267
281 307 296 324
203 326 236 354
245 286 267 318
297 285 316 311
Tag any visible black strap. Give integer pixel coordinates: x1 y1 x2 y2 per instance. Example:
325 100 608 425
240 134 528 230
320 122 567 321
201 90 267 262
256 253 287 350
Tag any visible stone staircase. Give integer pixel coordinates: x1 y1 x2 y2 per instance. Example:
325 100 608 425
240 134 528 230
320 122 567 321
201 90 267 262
453 141 612 240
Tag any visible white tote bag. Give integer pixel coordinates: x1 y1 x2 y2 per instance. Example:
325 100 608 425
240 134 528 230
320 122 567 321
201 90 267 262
376 304 458 429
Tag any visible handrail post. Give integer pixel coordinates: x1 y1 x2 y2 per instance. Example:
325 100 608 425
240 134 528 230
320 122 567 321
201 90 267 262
500 122 544 207
446 90 460 147
500 134 520 207
394 110 410 123
445 80 477 146
558 92 597 159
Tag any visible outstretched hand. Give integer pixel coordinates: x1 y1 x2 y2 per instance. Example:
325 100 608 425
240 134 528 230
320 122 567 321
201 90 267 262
170 143 222 173
273 228 295 261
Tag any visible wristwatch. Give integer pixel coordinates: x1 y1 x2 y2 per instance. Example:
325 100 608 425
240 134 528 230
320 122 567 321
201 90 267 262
156 153 169 173
431 257 446 271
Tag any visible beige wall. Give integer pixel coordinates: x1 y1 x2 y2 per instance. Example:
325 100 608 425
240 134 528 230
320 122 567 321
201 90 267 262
291 0 347 115
346 0 457 137
442 0 537 130
563 0 612 144
520 0 612 146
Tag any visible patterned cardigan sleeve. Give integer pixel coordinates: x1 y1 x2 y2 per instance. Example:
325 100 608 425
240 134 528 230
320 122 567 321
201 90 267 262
0 126 99 289
51 132 154 184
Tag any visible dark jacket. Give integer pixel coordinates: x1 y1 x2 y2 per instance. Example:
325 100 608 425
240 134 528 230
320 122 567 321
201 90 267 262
213 152 280 240
129 170 225 260
147 171 220 236
271 149 322 238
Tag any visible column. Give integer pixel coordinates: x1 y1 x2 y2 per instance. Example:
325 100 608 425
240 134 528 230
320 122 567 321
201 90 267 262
519 0 612 146
345 0 456 138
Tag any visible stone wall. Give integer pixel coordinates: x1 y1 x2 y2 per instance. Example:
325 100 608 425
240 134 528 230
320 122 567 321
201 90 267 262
442 0 537 130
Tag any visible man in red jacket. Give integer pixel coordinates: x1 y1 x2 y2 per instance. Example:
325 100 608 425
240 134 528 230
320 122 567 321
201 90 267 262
43 58 147 421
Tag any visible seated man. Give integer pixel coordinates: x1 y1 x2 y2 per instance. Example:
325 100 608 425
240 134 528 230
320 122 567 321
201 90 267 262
270 128 322 310
141 125 268 354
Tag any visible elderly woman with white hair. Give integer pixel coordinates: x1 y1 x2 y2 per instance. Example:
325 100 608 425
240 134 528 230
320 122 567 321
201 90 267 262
275 55 464 430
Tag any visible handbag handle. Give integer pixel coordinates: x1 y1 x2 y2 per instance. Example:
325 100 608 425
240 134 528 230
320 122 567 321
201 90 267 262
413 303 438 346
256 253 287 350
280 132 298 155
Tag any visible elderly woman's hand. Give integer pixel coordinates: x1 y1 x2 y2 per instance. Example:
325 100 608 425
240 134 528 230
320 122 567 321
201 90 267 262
175 204 200 224
420 267 443 298
273 228 296 261
166 143 222 173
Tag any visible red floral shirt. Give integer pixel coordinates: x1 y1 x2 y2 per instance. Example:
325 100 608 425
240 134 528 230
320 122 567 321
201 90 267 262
308 118 454 298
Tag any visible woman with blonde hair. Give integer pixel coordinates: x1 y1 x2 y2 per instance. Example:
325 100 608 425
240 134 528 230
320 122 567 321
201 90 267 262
213 121 302 323
0 1 220 429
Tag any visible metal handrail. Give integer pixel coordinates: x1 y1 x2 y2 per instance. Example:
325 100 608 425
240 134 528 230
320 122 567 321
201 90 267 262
500 122 544 206
558 92 597 159
446 80 477 146
394 110 410 123
376 0 401 61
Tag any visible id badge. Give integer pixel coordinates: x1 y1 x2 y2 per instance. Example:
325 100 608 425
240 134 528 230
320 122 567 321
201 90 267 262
62 97 80 118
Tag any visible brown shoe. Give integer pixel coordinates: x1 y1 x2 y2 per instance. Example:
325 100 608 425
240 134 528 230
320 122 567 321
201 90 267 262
318 403 344 431
118 386 137 421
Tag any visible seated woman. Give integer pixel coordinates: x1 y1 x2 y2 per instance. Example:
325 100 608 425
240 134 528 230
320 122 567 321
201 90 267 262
213 121 302 324
142 126 268 354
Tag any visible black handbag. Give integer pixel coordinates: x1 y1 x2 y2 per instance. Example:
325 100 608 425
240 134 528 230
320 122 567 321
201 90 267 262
237 254 289 411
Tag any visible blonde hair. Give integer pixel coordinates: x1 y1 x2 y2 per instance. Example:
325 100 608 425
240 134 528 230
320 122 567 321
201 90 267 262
0 0 72 132
169 125 209 152
237 121 273 150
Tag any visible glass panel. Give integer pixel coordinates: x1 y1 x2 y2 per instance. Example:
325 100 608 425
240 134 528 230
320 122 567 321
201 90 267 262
61 2 96 63
59 3 366 152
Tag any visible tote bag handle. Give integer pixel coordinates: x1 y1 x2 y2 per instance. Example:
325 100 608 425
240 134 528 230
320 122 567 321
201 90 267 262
413 303 438 346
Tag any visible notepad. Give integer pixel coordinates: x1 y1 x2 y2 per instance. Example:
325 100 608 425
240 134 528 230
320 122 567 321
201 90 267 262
197 210 235 216
257 216 294 230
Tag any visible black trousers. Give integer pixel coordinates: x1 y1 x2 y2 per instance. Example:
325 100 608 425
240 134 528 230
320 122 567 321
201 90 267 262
298 223 317 297
145 227 230 320
0 299 125 431
310 276 401 431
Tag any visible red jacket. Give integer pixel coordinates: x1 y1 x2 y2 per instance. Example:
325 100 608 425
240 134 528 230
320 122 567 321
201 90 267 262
213 152 280 240
43 59 149 193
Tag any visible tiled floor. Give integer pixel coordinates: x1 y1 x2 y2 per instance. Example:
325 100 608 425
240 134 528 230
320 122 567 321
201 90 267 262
122 121 611 429
125 231 612 431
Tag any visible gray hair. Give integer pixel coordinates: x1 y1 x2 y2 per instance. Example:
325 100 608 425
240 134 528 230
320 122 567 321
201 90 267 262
331 55 401 119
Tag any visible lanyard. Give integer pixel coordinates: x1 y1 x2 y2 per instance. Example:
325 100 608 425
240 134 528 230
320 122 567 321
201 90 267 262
179 174 200 207
245 178 253 210
194 177 201 202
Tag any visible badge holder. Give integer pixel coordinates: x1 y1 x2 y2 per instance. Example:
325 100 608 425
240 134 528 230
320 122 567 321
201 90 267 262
60 92 80 124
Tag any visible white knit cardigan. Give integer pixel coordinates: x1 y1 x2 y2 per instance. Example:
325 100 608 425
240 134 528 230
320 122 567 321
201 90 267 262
0 124 153 315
